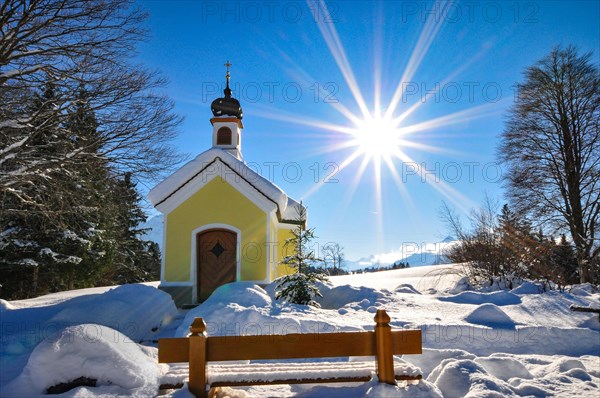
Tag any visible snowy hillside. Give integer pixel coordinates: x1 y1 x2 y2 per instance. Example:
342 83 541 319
1 265 598 397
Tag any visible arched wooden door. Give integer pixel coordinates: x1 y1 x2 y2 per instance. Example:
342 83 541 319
196 229 237 302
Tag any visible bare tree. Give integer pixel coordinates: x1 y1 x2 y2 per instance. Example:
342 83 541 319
499 45 599 283
0 0 183 216
440 197 505 285
322 242 345 275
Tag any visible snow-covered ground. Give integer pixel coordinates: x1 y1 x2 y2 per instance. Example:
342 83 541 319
1 265 598 397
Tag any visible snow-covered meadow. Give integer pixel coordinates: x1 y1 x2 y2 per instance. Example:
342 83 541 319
1 265 598 397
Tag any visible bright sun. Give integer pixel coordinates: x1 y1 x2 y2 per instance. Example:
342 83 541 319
351 115 403 158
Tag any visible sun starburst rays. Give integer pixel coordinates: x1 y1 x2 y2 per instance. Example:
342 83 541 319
311 0 372 119
384 0 454 120
253 0 500 236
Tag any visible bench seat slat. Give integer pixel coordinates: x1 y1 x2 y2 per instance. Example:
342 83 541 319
207 361 421 384
210 374 422 388
161 375 422 392
210 376 373 387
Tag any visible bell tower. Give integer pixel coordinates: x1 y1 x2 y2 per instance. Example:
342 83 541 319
210 60 244 160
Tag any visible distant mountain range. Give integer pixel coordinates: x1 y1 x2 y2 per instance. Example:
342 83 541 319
140 214 455 270
344 236 456 271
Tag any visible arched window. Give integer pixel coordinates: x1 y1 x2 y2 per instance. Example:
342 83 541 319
217 127 232 145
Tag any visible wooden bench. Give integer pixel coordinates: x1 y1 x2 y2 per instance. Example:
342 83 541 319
570 305 600 320
158 309 422 398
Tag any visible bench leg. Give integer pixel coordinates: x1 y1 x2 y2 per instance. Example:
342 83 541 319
189 319 208 398
374 310 396 385
208 386 221 398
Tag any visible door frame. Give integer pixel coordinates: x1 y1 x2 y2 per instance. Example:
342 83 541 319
190 223 241 303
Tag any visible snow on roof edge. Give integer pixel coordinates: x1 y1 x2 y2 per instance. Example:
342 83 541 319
148 148 305 220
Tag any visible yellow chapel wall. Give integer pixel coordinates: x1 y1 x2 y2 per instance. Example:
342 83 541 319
276 227 296 278
266 219 296 280
164 176 268 283
269 218 277 281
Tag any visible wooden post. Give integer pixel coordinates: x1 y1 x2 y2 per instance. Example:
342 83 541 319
188 318 208 398
374 309 395 385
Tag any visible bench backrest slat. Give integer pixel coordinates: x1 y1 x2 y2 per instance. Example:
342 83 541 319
391 330 422 354
158 330 421 363
159 337 189 363
208 331 373 361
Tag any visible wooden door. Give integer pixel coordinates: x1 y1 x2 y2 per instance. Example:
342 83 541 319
196 229 237 302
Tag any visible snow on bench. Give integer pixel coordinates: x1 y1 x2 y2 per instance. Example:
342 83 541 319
208 360 421 385
158 309 423 398
161 360 422 389
570 305 600 320
570 305 600 314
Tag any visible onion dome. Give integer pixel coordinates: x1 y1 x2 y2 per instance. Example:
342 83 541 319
211 60 243 119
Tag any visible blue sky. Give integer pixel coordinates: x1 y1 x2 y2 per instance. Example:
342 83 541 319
136 0 599 261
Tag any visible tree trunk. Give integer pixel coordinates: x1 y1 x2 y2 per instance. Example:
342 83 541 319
577 253 590 284
32 266 39 296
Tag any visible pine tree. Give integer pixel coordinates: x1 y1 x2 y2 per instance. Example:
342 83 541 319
65 92 160 287
0 83 70 297
497 204 547 285
54 90 115 290
275 205 328 307
35 86 115 292
0 86 114 298
497 204 520 278
103 173 160 284
550 235 579 289
1 0 183 298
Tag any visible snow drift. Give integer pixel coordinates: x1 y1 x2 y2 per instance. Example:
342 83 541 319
3 324 159 397
1 284 177 387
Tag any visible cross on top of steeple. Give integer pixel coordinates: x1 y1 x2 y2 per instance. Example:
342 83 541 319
224 60 232 97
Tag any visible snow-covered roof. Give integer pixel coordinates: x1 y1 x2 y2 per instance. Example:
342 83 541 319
282 196 300 220
148 148 304 224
